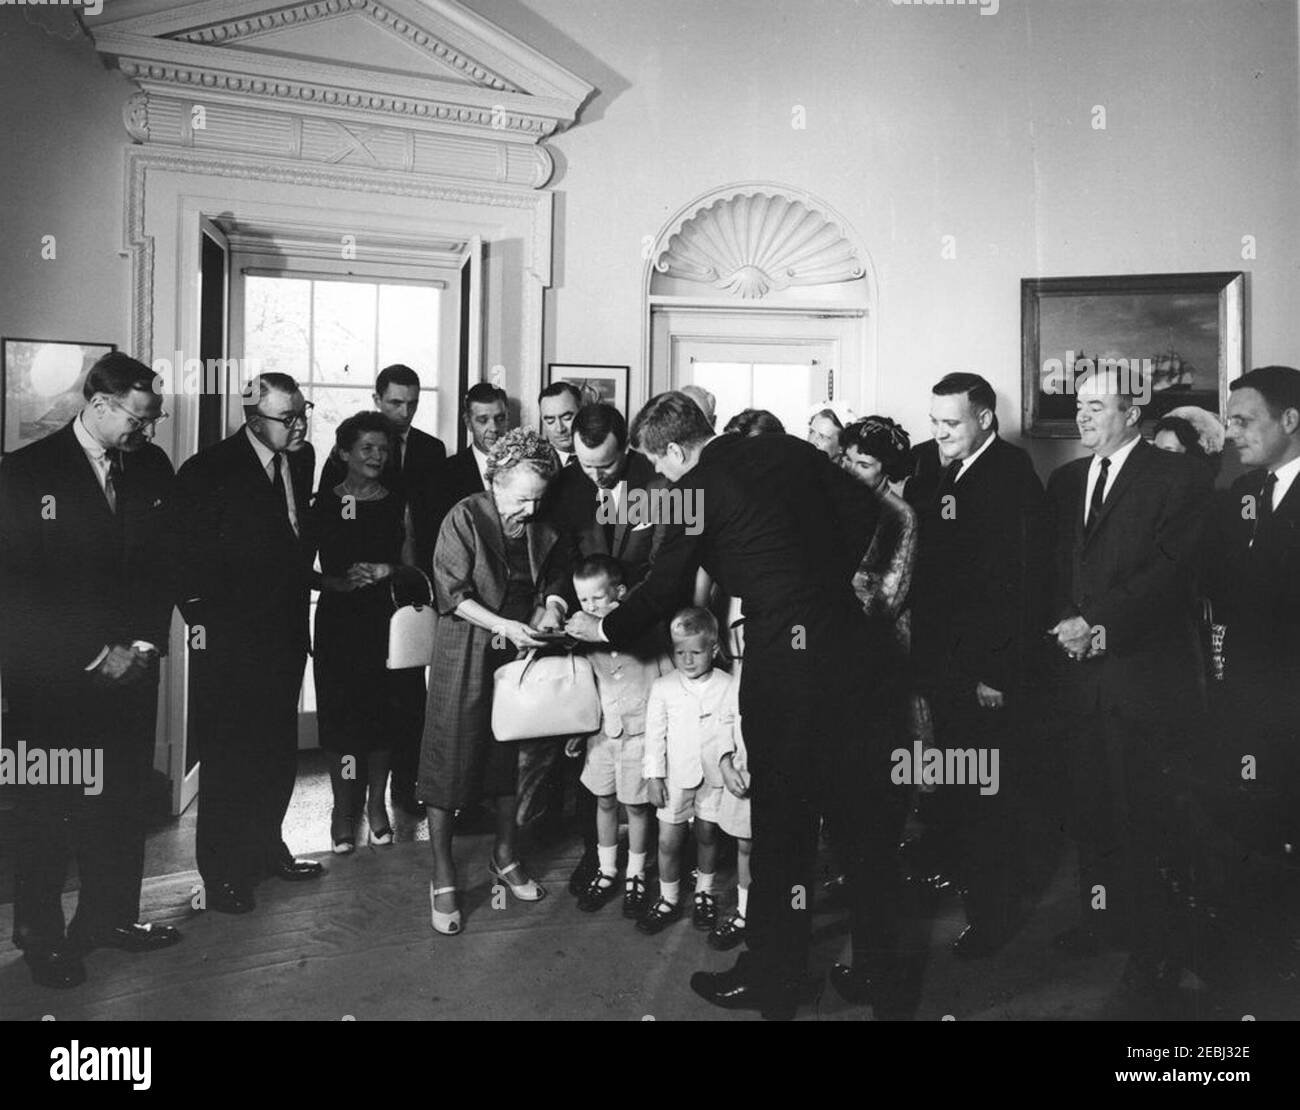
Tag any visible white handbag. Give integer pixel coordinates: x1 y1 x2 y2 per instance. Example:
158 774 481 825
491 648 601 741
386 569 436 669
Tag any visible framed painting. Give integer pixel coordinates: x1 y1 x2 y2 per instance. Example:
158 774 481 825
546 362 630 418
2 338 117 453
1021 273 1245 438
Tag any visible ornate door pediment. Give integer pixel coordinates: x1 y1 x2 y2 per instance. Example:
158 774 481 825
87 0 593 188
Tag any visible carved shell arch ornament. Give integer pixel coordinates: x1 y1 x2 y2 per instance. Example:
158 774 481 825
653 192 866 299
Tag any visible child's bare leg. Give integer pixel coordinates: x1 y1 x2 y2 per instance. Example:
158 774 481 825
694 818 719 896
595 794 619 849
626 804 651 856
694 818 719 876
593 794 620 880
736 836 752 918
657 820 687 893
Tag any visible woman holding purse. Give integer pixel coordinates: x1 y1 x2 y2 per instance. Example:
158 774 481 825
311 412 424 854
418 429 577 935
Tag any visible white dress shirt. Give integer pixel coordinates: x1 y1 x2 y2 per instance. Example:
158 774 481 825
1084 432 1142 526
955 431 996 483
73 410 116 503
245 425 299 535
1268 453 1300 511
74 412 157 669
644 668 736 789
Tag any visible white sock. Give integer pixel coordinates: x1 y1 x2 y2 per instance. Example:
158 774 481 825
597 844 618 876
626 851 647 879
660 879 680 905
695 871 715 894
736 886 749 918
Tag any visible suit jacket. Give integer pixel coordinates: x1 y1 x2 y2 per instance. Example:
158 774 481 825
426 447 486 557
175 429 315 660
1202 466 1300 689
0 421 175 737
906 436 1050 702
602 434 881 667
1046 439 1210 724
545 449 667 588
318 424 446 567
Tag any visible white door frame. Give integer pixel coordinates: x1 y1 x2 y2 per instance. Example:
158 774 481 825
129 148 552 814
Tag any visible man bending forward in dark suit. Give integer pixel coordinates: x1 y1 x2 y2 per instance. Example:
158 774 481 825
566 392 903 1020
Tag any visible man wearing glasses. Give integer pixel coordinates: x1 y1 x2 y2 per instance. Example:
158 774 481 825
177 372 322 915
0 352 180 988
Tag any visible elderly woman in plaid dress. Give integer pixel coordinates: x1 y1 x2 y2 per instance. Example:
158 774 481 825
418 429 577 935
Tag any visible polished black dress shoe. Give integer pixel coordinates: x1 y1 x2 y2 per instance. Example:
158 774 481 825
569 846 599 896
270 857 325 881
76 923 184 953
689 970 820 1021
25 949 87 990
207 881 256 914
951 924 1006 960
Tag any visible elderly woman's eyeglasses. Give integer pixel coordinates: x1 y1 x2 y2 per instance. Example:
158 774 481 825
256 402 315 429
106 398 169 431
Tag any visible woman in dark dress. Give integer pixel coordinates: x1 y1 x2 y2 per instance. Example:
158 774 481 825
312 412 422 854
418 429 575 935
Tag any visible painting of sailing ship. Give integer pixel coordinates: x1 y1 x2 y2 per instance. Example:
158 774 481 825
1021 272 1244 437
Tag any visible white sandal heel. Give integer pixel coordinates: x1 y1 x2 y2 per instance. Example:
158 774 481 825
430 884 462 935
489 859 547 902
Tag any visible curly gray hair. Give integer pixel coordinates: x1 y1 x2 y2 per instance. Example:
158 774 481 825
486 427 559 483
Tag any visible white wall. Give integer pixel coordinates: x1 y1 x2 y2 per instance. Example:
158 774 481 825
0 8 138 370
3 0 1298 484
465 0 1300 478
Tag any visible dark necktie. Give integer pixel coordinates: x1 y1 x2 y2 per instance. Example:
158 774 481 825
598 488 616 550
565 453 579 469
936 460 960 498
393 435 405 474
1085 456 1111 534
1251 471 1278 546
105 448 123 514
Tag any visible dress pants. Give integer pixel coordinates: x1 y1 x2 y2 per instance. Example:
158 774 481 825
1215 669 1300 854
11 676 157 952
927 693 1019 937
195 644 305 890
1064 702 1194 964
741 638 906 991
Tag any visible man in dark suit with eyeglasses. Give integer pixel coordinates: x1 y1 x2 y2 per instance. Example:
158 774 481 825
177 373 322 914
1 352 182 988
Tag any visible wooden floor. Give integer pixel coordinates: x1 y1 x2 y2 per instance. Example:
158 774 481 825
3 756 1298 1021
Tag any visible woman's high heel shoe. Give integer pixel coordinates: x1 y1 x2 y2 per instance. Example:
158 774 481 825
489 859 546 902
430 884 462 935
